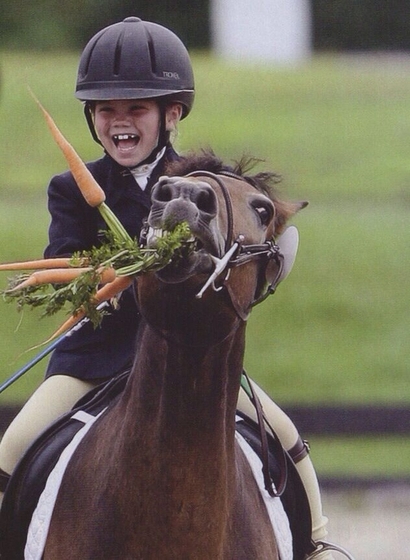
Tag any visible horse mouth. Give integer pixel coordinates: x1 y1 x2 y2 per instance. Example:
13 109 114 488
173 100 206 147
145 226 215 283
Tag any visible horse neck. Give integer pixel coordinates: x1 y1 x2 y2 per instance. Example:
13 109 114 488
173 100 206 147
108 320 247 557
123 318 246 447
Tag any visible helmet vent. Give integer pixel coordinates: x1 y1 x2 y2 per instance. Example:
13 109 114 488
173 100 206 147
147 34 158 76
113 33 124 77
82 38 99 77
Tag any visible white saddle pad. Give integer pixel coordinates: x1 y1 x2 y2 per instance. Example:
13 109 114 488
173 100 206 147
24 409 105 560
235 430 293 560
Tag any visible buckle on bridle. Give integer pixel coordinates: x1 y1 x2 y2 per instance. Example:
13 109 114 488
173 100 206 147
195 236 283 301
139 219 149 247
195 237 244 299
229 238 280 268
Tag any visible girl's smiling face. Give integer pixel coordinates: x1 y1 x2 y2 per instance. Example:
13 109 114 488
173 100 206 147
93 99 180 168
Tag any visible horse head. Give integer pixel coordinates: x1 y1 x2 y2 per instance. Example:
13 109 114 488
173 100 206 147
135 152 306 342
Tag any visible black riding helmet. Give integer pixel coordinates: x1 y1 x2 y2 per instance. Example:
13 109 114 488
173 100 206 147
75 16 195 159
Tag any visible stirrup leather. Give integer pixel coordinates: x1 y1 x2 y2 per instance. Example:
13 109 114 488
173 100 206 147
307 540 356 559
0 468 10 493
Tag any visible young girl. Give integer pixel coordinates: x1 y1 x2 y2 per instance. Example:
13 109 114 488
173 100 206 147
0 17 334 558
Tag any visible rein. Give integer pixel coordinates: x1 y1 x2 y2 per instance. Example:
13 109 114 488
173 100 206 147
142 170 288 497
241 370 288 498
184 171 289 497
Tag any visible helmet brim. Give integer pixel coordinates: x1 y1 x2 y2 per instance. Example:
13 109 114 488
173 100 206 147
75 87 194 100
76 87 194 118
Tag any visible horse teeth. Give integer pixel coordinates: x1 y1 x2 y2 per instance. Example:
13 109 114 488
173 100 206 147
146 227 164 245
146 228 198 250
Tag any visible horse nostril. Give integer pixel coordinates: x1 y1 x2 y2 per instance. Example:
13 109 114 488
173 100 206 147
155 183 174 203
152 179 217 217
196 188 216 215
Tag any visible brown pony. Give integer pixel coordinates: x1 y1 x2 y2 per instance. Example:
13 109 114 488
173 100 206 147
43 152 304 559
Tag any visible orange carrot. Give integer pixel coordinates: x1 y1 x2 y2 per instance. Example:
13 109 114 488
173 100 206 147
96 266 117 284
33 310 88 349
41 275 134 344
91 274 133 306
7 266 117 292
29 88 106 208
7 268 91 292
0 257 77 271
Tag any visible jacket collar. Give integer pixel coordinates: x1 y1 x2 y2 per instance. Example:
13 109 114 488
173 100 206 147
101 145 180 208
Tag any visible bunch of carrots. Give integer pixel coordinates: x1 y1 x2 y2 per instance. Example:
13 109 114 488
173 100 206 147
0 92 192 346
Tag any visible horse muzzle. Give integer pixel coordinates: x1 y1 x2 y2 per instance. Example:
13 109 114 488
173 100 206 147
143 176 226 283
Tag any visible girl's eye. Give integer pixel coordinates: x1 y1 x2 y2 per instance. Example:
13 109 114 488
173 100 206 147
97 106 113 114
130 104 148 112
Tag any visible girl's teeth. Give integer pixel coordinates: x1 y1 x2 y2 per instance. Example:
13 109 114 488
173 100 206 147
112 134 139 148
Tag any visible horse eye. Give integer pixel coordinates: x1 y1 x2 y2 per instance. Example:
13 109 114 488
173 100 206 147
252 202 273 226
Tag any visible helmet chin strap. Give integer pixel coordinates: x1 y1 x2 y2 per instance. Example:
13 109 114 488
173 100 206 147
84 102 102 146
130 104 169 168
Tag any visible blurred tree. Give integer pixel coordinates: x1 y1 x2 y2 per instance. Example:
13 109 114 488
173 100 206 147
2 0 410 52
0 0 209 50
76 0 209 49
313 0 410 50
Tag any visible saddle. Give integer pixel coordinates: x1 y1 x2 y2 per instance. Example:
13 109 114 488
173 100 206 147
0 371 313 560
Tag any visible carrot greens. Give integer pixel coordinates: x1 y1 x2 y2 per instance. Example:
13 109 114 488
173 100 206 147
2 223 193 327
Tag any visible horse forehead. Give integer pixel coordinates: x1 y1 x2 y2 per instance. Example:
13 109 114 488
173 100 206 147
185 174 274 240
188 174 259 208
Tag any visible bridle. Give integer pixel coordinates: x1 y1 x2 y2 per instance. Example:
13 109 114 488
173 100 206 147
185 170 285 307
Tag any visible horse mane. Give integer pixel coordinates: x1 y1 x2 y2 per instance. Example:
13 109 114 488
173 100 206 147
165 149 282 198
165 149 306 232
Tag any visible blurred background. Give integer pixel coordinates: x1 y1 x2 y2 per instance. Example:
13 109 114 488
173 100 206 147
1 0 410 53
1 2 410 556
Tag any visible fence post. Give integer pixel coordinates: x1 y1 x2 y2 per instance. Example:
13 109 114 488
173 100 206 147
210 0 312 64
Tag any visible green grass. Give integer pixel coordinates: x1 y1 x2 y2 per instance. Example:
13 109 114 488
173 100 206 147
0 50 409 413
245 204 410 404
308 435 410 479
0 193 64 401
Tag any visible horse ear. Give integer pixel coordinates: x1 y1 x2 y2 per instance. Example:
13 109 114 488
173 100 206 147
274 200 308 235
264 225 300 294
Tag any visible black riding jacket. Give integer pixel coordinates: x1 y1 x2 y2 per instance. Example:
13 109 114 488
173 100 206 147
44 145 179 380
